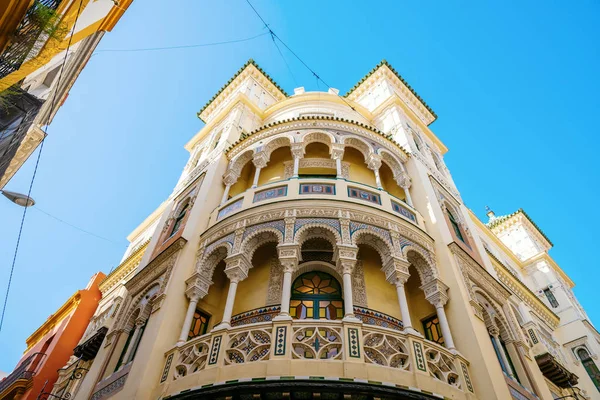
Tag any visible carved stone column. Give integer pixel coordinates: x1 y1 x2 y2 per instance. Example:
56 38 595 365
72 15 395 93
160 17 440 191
395 170 413 207
489 325 515 379
337 244 359 320
178 274 210 344
382 257 414 331
214 254 250 329
330 144 345 179
367 154 383 190
252 152 268 188
221 171 238 205
423 279 456 350
275 244 300 320
291 143 305 178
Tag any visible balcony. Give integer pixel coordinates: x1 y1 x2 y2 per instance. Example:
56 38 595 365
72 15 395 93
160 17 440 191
0 0 63 79
0 352 45 398
160 313 475 400
210 178 426 230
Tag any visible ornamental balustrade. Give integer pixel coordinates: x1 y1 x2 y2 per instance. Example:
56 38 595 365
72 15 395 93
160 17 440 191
164 320 473 396
211 178 422 228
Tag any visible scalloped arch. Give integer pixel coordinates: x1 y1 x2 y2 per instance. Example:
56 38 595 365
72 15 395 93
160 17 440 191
341 135 374 159
301 131 336 149
240 228 283 261
351 229 395 263
295 223 341 248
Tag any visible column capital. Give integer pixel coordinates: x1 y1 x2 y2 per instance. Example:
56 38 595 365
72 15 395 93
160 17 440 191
330 143 345 160
488 324 500 337
382 256 410 283
422 278 450 307
224 254 250 283
394 171 412 189
253 151 268 168
366 154 382 170
291 143 305 159
223 170 238 186
135 317 146 327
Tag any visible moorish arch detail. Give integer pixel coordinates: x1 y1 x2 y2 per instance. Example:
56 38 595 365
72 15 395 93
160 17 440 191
301 131 335 149
294 218 342 242
241 220 285 243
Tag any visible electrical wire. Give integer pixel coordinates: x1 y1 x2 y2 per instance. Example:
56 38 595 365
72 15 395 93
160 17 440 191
94 31 269 54
0 0 85 334
245 0 364 120
33 206 124 246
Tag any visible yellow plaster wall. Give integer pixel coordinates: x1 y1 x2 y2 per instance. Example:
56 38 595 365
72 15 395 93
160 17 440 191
405 266 436 336
232 245 275 315
343 148 377 187
229 162 254 198
257 147 291 186
361 246 401 319
380 163 406 200
197 261 229 330
305 142 330 158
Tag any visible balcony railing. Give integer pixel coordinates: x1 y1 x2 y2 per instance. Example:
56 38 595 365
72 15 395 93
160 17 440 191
163 319 474 398
210 178 425 229
0 352 45 395
0 0 63 79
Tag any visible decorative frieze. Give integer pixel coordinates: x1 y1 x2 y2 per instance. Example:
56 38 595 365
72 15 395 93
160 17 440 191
348 186 381 205
253 185 287 202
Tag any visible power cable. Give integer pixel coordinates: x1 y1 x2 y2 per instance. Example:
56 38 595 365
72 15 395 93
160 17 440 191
244 0 364 120
94 31 269 54
0 0 85 334
33 206 125 247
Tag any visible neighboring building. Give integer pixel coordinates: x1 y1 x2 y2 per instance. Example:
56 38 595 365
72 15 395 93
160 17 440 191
0 0 134 189
0 272 104 400
53 59 599 400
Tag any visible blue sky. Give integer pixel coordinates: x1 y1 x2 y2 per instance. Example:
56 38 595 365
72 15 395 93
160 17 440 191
1 0 599 371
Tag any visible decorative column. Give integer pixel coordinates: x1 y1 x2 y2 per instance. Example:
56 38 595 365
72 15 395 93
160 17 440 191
214 254 249 329
395 170 413 207
252 151 268 188
121 318 145 365
367 154 383 190
220 171 238 205
489 325 515 378
337 244 359 320
383 257 414 331
178 274 210 344
424 279 456 350
330 144 345 179
290 143 305 179
275 244 300 319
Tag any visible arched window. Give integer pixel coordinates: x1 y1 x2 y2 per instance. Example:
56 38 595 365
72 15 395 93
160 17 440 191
170 202 189 237
577 348 600 391
411 130 423 152
290 271 343 320
447 209 465 243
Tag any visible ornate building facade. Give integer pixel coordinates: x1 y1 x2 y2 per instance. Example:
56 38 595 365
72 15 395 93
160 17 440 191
54 59 599 399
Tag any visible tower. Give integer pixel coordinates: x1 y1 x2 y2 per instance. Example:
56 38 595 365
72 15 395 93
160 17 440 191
50 60 598 400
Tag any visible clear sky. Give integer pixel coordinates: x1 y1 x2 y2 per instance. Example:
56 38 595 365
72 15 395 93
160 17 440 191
1 0 599 372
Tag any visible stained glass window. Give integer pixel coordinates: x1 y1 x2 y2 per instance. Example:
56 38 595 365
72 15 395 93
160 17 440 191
187 310 210 340
422 315 445 346
290 272 343 320
170 203 189 237
447 210 465 243
578 348 600 391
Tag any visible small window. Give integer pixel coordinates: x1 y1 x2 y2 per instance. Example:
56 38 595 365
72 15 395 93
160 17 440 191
422 315 444 346
170 203 189 237
543 288 559 308
188 310 210 340
447 209 465 243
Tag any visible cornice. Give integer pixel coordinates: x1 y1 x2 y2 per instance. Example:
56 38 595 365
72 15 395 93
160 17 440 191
344 60 437 125
487 208 553 248
468 209 524 267
99 241 149 295
126 237 187 294
198 59 287 122
225 116 410 160
522 252 575 289
492 260 560 329
25 292 82 351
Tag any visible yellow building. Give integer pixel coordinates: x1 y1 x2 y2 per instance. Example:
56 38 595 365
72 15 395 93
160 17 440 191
59 59 599 400
0 0 133 189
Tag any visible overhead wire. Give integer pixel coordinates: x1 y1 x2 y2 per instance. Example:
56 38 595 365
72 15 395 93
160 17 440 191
0 0 85 334
93 31 269 54
33 206 125 247
244 0 365 121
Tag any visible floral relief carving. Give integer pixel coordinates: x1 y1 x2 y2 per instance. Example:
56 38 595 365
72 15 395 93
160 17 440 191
352 260 368 307
266 258 283 306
